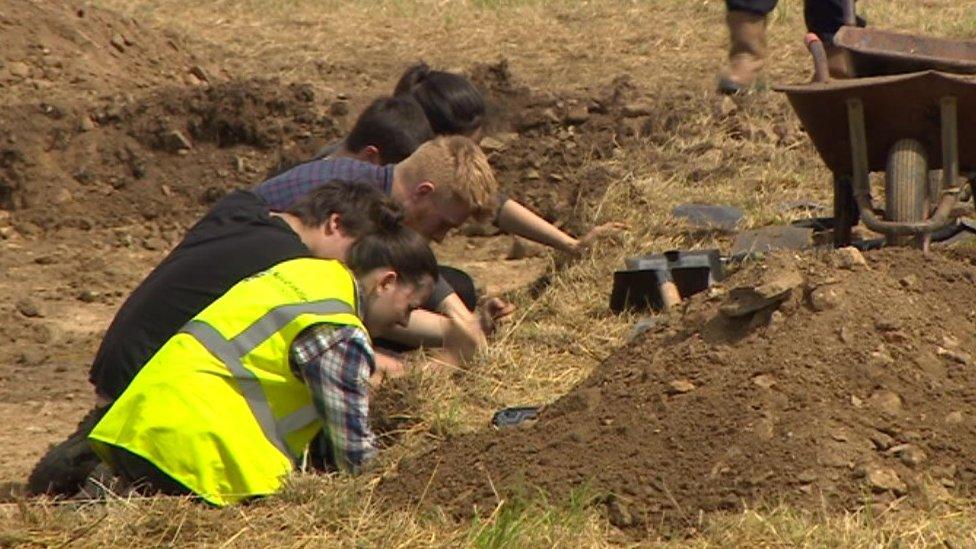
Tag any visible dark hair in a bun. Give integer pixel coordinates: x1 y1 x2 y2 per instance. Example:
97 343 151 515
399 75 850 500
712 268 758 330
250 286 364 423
373 197 403 233
346 226 438 286
393 62 485 137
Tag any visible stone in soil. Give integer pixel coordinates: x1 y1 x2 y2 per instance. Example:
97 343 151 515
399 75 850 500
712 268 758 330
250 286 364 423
16 298 44 318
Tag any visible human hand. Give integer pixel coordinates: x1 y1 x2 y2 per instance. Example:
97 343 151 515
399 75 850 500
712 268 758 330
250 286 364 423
443 313 483 360
478 297 516 335
574 222 628 254
370 351 405 387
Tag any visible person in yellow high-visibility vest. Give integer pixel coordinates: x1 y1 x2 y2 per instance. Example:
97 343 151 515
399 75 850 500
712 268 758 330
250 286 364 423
87 224 438 506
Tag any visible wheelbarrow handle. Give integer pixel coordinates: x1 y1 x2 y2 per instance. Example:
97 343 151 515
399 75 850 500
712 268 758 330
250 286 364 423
805 33 830 83
843 0 856 27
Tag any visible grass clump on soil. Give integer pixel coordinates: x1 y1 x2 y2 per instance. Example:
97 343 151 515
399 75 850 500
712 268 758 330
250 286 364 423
464 487 604 549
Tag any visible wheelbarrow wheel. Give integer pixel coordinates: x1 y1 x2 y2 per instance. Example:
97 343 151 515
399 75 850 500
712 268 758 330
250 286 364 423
885 139 928 247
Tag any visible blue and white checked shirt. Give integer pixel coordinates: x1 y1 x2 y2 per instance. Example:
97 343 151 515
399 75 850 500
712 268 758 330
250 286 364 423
289 324 377 473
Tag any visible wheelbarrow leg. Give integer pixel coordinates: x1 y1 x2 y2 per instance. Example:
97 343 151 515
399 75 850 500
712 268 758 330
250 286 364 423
833 172 857 247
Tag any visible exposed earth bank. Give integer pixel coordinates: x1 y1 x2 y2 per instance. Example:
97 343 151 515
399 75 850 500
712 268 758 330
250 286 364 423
379 247 976 534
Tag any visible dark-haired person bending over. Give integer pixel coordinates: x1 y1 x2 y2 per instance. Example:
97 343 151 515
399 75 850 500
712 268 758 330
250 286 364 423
27 181 401 497
88 226 438 505
314 94 435 164
393 62 485 140
256 136 625 371
315 62 485 162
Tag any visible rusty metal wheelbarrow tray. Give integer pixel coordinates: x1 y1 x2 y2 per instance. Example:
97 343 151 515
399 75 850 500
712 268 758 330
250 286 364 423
776 71 976 175
834 26 976 77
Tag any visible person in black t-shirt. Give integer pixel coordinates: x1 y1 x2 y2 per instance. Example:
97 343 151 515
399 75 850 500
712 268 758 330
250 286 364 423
27 181 400 497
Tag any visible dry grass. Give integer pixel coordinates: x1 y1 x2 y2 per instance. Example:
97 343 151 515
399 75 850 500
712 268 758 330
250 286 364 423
5 0 976 546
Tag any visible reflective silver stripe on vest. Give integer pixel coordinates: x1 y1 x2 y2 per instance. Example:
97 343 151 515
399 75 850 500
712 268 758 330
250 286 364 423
180 298 354 461
277 405 319 435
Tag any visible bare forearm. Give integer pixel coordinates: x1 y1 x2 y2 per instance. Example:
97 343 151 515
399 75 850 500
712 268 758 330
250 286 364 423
385 309 451 347
496 199 578 254
385 305 485 361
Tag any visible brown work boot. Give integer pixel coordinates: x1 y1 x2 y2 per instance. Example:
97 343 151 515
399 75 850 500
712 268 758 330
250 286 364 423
717 10 768 95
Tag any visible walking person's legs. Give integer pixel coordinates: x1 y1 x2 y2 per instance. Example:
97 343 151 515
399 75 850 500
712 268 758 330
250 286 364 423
718 0 776 94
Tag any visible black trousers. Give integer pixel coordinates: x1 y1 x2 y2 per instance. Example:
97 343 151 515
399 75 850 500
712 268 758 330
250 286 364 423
725 0 858 43
27 405 108 496
105 446 194 497
28 405 193 498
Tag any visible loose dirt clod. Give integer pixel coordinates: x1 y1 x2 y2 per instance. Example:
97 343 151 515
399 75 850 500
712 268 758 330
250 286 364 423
379 249 976 529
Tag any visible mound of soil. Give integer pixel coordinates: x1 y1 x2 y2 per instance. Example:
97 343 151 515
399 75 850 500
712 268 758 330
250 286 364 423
0 0 341 233
470 61 660 232
379 248 976 533
0 79 339 231
0 0 212 105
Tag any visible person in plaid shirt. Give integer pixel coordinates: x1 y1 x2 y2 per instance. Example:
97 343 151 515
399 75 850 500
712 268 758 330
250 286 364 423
85 226 438 500
27 181 413 497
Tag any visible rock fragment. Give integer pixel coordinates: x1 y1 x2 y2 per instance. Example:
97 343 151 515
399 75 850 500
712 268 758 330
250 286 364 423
868 390 902 415
163 129 192 152
835 246 867 269
936 346 972 366
77 289 99 303
889 444 927 468
721 267 803 317
809 284 841 311
110 33 126 53
869 430 894 450
142 237 166 251
189 64 210 83
667 380 696 394
478 136 507 153
7 61 30 78
752 374 775 389
506 236 545 260
78 115 95 132
16 298 44 318
866 468 907 495
606 497 635 528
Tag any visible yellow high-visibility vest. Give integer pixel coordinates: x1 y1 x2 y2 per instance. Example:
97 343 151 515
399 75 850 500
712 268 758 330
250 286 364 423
89 258 367 506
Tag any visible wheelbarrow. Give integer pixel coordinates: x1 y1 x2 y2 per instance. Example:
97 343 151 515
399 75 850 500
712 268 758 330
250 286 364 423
776 0 976 248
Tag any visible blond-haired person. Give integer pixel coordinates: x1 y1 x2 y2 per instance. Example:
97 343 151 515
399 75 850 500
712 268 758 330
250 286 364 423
254 135 622 366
